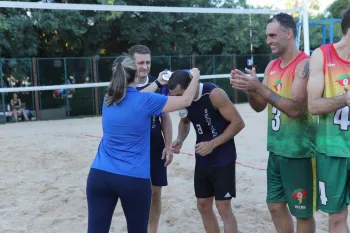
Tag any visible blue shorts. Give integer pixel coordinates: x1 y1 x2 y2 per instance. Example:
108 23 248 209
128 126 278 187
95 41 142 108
86 168 152 233
150 147 168 186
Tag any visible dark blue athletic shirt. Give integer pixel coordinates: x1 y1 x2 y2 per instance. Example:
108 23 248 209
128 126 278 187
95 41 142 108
136 76 169 149
186 82 237 167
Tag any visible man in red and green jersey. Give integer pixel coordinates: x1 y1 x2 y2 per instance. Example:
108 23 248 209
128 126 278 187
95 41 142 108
307 7 350 233
230 13 318 233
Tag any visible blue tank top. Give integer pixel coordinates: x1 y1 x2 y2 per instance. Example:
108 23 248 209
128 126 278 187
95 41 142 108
186 82 237 167
136 76 169 148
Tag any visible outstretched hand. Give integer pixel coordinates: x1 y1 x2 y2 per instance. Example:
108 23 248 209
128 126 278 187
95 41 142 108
170 139 183 154
190 68 200 79
230 68 261 93
157 71 169 85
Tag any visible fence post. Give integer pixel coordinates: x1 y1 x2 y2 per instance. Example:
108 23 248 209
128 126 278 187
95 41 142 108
0 58 5 123
168 56 171 70
92 55 100 116
63 58 70 118
32 57 40 120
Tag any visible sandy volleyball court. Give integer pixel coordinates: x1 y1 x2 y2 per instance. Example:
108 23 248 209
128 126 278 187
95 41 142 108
0 103 334 232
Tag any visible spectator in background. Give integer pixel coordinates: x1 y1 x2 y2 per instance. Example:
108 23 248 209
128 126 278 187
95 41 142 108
10 93 29 121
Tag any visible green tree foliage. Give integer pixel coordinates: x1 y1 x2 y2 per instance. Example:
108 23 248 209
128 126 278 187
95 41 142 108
327 0 350 18
0 0 344 60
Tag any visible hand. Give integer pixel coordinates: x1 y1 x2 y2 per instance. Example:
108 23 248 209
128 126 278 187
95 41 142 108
162 147 173 167
195 141 215 156
157 71 169 85
344 87 350 106
171 139 183 154
190 68 200 80
229 68 261 93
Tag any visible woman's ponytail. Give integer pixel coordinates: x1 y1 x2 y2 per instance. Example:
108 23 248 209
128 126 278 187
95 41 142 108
105 55 136 105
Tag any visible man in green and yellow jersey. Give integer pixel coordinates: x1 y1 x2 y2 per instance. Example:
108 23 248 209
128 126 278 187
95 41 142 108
308 7 350 233
230 13 318 233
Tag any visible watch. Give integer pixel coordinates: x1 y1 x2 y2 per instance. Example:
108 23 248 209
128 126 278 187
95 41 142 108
154 80 162 89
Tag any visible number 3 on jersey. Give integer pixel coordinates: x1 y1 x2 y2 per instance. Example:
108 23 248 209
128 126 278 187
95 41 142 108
272 107 281 131
333 106 350 131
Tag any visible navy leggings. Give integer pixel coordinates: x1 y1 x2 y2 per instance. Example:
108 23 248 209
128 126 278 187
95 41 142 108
86 168 152 233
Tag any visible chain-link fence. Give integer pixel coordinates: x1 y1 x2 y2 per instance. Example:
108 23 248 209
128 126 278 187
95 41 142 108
0 54 274 123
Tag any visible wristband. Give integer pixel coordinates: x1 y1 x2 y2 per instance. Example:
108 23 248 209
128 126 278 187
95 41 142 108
154 80 162 89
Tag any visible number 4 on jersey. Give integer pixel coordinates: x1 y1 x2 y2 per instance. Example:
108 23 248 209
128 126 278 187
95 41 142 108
333 106 350 131
272 107 281 131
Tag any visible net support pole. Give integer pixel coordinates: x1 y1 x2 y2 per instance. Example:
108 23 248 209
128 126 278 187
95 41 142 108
296 11 303 49
302 2 310 55
32 57 40 120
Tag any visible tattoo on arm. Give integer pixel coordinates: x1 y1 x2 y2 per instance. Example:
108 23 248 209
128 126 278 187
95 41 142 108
268 92 281 105
300 61 310 79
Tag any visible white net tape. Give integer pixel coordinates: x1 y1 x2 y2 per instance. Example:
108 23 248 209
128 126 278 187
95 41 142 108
0 2 306 93
0 74 264 93
0 1 302 15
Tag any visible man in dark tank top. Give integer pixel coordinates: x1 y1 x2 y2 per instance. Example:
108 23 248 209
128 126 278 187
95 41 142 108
169 70 245 233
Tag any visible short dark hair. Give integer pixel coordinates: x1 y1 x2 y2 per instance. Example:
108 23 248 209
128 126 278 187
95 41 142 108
168 70 191 91
268 13 297 38
341 7 350 35
128 45 151 57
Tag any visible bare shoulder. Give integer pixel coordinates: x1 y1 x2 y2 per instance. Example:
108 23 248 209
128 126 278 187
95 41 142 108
264 59 276 75
294 58 310 80
307 47 326 89
309 47 325 67
210 87 229 100
209 87 231 108
266 59 276 69
310 47 324 59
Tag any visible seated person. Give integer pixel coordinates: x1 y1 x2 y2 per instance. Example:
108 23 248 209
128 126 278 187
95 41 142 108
10 93 29 121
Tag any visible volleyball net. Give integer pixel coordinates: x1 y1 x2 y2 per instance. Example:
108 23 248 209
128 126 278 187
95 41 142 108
0 57 265 122
0 1 308 122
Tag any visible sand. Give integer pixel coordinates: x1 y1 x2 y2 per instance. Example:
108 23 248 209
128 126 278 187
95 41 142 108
0 103 333 232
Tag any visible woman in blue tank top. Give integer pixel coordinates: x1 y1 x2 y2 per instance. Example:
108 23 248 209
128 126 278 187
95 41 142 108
86 55 200 233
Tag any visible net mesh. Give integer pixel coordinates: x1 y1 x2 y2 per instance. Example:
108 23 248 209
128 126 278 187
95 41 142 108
0 65 265 124
0 3 302 123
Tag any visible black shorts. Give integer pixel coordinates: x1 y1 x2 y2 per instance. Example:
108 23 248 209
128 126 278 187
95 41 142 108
150 148 167 187
194 161 236 200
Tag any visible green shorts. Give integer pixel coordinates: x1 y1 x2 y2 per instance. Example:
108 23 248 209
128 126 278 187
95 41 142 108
266 152 318 218
317 153 350 214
